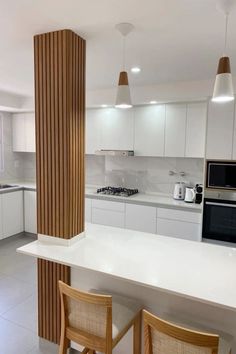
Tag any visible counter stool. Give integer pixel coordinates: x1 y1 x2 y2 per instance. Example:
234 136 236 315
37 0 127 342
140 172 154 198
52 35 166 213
143 310 232 354
58 281 142 354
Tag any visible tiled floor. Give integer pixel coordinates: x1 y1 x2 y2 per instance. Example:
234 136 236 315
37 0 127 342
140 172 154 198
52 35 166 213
0 233 61 354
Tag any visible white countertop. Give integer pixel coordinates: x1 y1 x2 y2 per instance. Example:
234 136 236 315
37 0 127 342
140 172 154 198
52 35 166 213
0 181 202 211
85 187 202 212
18 223 236 311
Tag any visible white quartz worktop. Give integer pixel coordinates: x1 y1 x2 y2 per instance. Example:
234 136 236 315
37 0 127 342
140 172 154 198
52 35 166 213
1 181 202 211
18 223 236 311
85 187 202 211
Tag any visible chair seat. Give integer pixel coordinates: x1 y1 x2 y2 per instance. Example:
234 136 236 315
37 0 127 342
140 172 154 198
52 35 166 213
90 289 142 340
163 314 233 354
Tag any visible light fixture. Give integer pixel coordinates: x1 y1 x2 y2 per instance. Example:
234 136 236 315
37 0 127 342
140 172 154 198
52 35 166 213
150 100 157 104
115 23 134 109
212 1 234 102
101 104 108 108
131 67 141 73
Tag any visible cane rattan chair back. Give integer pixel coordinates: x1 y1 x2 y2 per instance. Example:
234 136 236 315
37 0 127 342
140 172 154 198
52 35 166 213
58 281 112 354
143 310 220 354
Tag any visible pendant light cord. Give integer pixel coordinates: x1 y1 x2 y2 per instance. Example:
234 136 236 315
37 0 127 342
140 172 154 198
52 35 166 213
123 35 126 71
224 13 229 56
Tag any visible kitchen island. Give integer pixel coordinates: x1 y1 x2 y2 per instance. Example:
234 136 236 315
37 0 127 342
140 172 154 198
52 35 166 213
18 223 236 353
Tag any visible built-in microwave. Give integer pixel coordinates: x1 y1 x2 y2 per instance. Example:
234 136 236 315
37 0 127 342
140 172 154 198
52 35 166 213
206 161 236 190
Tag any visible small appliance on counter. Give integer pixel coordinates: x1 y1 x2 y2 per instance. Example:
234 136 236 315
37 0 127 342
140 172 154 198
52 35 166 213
173 182 185 200
97 186 138 197
184 187 195 203
195 184 203 204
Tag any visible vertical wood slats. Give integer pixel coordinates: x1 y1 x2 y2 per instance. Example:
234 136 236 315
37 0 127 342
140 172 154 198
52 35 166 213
34 29 86 239
38 259 71 343
34 29 85 344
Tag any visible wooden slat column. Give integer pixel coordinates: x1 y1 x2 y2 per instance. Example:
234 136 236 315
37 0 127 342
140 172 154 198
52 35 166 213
34 29 85 344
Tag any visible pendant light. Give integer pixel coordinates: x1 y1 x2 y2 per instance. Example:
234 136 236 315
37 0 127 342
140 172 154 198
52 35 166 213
212 5 234 102
115 23 134 109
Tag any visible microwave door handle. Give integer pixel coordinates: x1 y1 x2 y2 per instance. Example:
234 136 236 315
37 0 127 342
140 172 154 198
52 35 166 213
206 201 236 208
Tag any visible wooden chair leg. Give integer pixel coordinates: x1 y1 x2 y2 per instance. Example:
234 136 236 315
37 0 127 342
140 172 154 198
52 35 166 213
59 333 69 354
133 312 142 354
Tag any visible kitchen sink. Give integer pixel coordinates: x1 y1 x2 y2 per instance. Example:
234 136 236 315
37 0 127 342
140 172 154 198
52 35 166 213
0 184 18 189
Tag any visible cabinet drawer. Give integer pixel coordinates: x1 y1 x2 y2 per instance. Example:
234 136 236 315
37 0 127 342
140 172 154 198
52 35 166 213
157 207 201 224
92 199 125 212
157 218 201 241
85 198 92 222
92 208 125 228
125 203 156 233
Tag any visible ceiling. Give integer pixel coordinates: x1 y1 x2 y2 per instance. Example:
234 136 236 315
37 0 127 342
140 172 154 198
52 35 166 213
1 0 236 97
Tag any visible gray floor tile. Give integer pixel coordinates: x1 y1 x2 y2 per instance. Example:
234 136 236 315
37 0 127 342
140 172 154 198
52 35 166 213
0 316 38 354
27 338 59 354
2 293 38 332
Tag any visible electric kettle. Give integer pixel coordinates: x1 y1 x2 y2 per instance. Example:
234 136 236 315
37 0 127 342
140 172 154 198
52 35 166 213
173 182 185 200
184 187 195 203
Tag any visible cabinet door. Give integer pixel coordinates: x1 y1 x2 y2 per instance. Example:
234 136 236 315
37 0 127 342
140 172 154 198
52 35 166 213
0 195 3 239
125 203 156 233
185 102 207 158
157 218 201 241
85 198 92 223
91 199 125 228
206 100 234 159
134 105 165 156
231 105 236 160
12 114 25 152
165 104 187 157
86 109 102 154
25 113 36 152
101 108 134 150
24 190 37 234
2 191 24 238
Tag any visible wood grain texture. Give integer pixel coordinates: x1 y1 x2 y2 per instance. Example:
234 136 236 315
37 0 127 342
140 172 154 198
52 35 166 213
38 259 71 343
35 29 85 344
34 29 86 239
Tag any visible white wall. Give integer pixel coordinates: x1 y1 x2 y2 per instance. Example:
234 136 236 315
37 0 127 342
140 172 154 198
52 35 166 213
86 155 204 194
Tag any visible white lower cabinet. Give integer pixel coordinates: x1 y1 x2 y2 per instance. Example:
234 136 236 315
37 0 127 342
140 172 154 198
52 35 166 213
156 207 201 242
91 199 125 228
2 191 24 238
125 204 156 233
85 198 92 223
24 190 37 234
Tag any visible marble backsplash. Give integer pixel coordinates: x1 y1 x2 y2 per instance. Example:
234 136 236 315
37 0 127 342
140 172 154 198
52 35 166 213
86 155 204 195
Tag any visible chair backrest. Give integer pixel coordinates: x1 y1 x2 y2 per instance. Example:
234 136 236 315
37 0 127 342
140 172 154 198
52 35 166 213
58 281 112 353
143 310 219 354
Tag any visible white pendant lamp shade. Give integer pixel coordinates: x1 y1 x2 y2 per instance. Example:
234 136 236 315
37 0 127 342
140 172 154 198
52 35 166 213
115 23 133 108
115 71 132 108
212 56 234 102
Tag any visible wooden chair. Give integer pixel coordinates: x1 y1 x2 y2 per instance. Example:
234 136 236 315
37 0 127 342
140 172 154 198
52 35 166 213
58 281 142 354
143 310 232 354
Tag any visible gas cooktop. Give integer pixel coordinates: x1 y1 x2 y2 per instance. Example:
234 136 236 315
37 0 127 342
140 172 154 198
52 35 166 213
97 186 139 197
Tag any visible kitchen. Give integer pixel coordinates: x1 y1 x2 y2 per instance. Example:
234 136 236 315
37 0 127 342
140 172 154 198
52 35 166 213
0 0 236 354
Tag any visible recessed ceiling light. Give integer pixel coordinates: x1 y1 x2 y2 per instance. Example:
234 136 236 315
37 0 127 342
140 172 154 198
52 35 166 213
150 101 157 104
101 104 108 108
131 67 141 73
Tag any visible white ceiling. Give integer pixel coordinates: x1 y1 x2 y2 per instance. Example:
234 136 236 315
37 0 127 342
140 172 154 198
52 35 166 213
1 0 236 97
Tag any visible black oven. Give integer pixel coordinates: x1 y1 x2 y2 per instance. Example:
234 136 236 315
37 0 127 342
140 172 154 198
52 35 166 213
203 198 236 244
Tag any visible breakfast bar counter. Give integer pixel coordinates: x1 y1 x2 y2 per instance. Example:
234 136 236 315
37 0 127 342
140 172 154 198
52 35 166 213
18 223 236 353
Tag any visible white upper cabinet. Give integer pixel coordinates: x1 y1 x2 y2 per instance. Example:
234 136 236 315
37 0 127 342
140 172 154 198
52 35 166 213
101 108 134 150
12 114 25 152
165 104 187 157
25 113 35 152
12 113 36 152
134 105 165 156
231 105 236 160
185 102 207 158
86 109 102 154
206 100 235 160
